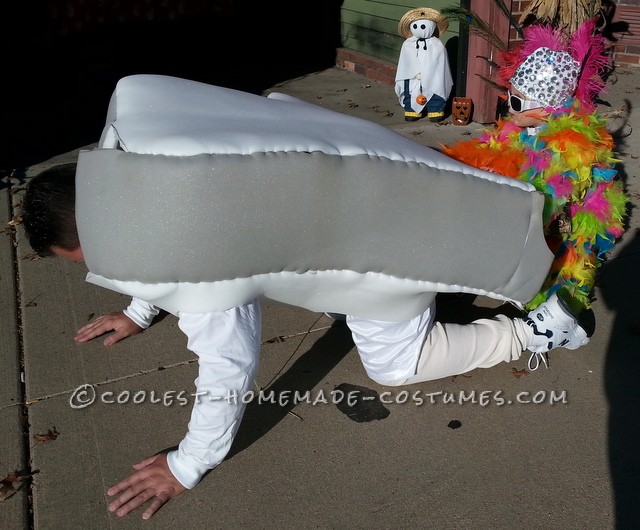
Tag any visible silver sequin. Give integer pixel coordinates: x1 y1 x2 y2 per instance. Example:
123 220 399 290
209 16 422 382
510 47 580 108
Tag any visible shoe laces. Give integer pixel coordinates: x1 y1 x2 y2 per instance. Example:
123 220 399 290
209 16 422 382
528 351 549 371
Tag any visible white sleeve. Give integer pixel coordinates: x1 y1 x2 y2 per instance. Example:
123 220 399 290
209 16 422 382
166 299 261 489
122 297 160 329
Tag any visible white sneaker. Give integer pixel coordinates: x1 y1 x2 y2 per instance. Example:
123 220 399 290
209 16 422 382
524 294 591 356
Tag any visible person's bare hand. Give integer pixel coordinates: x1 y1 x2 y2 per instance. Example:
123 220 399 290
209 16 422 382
74 312 143 345
107 453 187 519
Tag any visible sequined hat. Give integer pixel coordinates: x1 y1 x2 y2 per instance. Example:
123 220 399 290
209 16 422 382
510 47 581 108
398 7 448 38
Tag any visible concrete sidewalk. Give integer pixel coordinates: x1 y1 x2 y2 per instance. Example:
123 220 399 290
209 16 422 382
2 65 640 529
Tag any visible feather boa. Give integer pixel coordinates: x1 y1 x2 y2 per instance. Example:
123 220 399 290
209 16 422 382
442 101 629 311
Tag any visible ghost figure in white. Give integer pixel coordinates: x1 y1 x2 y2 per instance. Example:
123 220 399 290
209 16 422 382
395 17 453 122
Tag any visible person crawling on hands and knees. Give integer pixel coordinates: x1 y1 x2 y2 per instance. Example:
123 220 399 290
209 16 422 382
21 47 611 518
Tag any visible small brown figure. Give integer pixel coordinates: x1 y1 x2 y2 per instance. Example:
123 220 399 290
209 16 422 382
452 97 473 125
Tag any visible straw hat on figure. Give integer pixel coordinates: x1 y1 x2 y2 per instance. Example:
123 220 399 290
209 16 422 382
395 7 453 122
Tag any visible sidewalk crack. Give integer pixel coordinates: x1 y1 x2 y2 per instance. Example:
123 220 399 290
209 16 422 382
6 169 34 530
0 358 198 409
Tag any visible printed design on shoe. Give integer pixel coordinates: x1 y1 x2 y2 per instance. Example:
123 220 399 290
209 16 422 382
524 315 554 352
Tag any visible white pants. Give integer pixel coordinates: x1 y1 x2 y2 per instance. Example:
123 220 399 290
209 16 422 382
347 303 532 386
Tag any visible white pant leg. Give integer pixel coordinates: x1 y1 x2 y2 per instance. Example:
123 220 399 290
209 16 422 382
347 302 436 386
348 306 532 387
403 315 532 385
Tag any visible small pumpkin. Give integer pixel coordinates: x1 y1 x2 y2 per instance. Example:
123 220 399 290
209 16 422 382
415 94 427 105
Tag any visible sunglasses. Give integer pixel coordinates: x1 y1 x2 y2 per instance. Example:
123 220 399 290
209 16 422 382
507 90 543 113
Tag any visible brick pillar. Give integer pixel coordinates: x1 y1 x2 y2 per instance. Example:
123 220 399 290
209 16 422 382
464 0 513 123
611 1 640 66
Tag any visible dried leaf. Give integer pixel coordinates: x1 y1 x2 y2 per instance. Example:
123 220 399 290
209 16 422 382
33 427 59 444
0 471 33 503
511 367 529 379
265 335 286 344
0 483 20 502
21 252 42 261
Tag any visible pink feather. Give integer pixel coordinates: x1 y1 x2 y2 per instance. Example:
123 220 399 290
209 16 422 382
517 24 566 58
569 19 609 110
546 173 573 198
497 120 521 141
578 183 611 221
527 149 552 173
610 227 624 238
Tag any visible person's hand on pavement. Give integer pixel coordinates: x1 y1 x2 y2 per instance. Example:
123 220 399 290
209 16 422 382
75 312 143 345
107 453 187 519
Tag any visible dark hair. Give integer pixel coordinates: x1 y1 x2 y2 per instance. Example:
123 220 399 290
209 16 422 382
22 163 79 256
